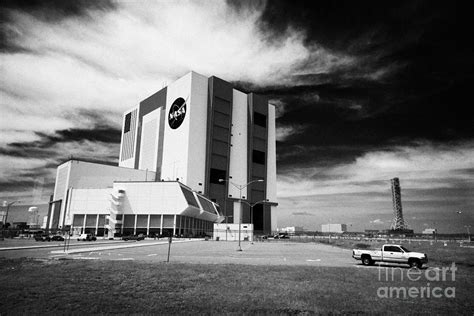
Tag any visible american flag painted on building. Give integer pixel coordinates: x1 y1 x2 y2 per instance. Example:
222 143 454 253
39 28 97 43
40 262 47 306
120 108 137 161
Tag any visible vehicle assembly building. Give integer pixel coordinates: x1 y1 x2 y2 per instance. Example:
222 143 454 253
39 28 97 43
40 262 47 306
46 72 277 238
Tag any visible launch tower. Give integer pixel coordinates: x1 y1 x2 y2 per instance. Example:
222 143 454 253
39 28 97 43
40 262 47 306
390 177 407 230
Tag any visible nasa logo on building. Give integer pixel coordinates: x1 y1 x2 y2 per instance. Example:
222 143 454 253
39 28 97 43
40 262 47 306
168 97 187 129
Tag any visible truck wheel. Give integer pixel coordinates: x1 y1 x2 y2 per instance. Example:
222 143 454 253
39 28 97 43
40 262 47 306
409 259 421 269
362 256 373 266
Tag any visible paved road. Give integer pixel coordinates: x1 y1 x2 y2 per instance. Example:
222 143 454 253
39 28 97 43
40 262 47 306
0 239 357 267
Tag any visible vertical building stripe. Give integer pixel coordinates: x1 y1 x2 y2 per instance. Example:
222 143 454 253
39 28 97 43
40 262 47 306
120 108 137 161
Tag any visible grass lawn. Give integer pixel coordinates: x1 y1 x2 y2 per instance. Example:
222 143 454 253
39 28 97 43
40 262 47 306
1 257 473 314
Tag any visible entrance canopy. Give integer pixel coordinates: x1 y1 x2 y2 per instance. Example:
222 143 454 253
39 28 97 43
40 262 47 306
113 181 224 222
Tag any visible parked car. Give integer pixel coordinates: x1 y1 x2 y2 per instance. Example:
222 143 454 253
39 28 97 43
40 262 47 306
352 244 428 268
51 235 65 241
122 234 145 241
34 234 51 242
77 234 97 241
273 233 289 239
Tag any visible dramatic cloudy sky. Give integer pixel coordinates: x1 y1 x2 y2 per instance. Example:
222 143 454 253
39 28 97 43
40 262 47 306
1 0 473 233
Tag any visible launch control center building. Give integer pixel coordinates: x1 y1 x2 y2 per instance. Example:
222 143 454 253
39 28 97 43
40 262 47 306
46 72 277 238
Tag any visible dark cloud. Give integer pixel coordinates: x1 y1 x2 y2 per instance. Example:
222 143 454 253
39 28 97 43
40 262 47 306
0 0 116 19
258 1 470 57
52 126 121 144
0 168 54 195
8 125 121 149
0 123 120 197
0 178 54 193
226 0 265 14
277 144 370 173
269 72 473 170
0 0 117 53
1 123 121 172
452 168 474 176
243 0 474 174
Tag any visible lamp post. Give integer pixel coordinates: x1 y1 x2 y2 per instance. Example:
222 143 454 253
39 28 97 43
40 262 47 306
456 210 472 242
2 201 19 229
224 215 233 241
465 225 471 242
328 218 331 240
432 222 437 242
2 201 19 239
219 178 264 251
240 199 269 242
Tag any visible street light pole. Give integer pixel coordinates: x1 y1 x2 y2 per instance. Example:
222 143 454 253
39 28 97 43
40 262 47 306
240 199 269 242
224 215 233 241
237 186 243 251
328 218 331 240
2 201 19 239
2 201 18 229
219 179 264 251
456 210 472 242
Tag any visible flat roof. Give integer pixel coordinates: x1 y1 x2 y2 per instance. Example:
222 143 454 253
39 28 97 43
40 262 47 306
58 157 118 167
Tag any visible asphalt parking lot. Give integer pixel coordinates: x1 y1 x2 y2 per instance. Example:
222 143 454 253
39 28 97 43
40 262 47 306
0 238 356 267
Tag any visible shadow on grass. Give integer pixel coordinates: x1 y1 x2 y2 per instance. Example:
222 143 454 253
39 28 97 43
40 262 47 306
355 263 429 270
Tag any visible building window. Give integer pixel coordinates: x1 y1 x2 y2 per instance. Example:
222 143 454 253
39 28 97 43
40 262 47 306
180 186 200 208
254 112 266 128
72 214 84 227
252 150 266 165
123 215 135 228
124 112 132 133
210 168 226 184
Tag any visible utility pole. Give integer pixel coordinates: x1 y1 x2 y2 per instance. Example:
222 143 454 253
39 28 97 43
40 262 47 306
2 201 19 240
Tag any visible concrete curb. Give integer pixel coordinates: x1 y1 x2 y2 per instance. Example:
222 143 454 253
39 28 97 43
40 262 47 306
51 238 204 254
0 240 120 252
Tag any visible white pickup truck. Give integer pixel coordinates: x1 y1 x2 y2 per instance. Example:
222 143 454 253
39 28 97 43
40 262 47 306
352 244 428 268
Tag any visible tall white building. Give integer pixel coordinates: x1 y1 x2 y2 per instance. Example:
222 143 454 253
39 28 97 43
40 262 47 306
47 72 277 237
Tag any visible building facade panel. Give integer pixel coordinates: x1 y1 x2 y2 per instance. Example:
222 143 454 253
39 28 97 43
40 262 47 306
117 182 186 215
210 155 227 171
161 74 193 182
211 142 229 157
53 163 70 202
54 160 155 229
228 89 249 201
138 108 161 172
247 93 270 233
161 72 208 191
266 104 278 204
119 107 138 168
205 76 234 222
136 87 167 170
186 72 209 191
68 188 110 214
